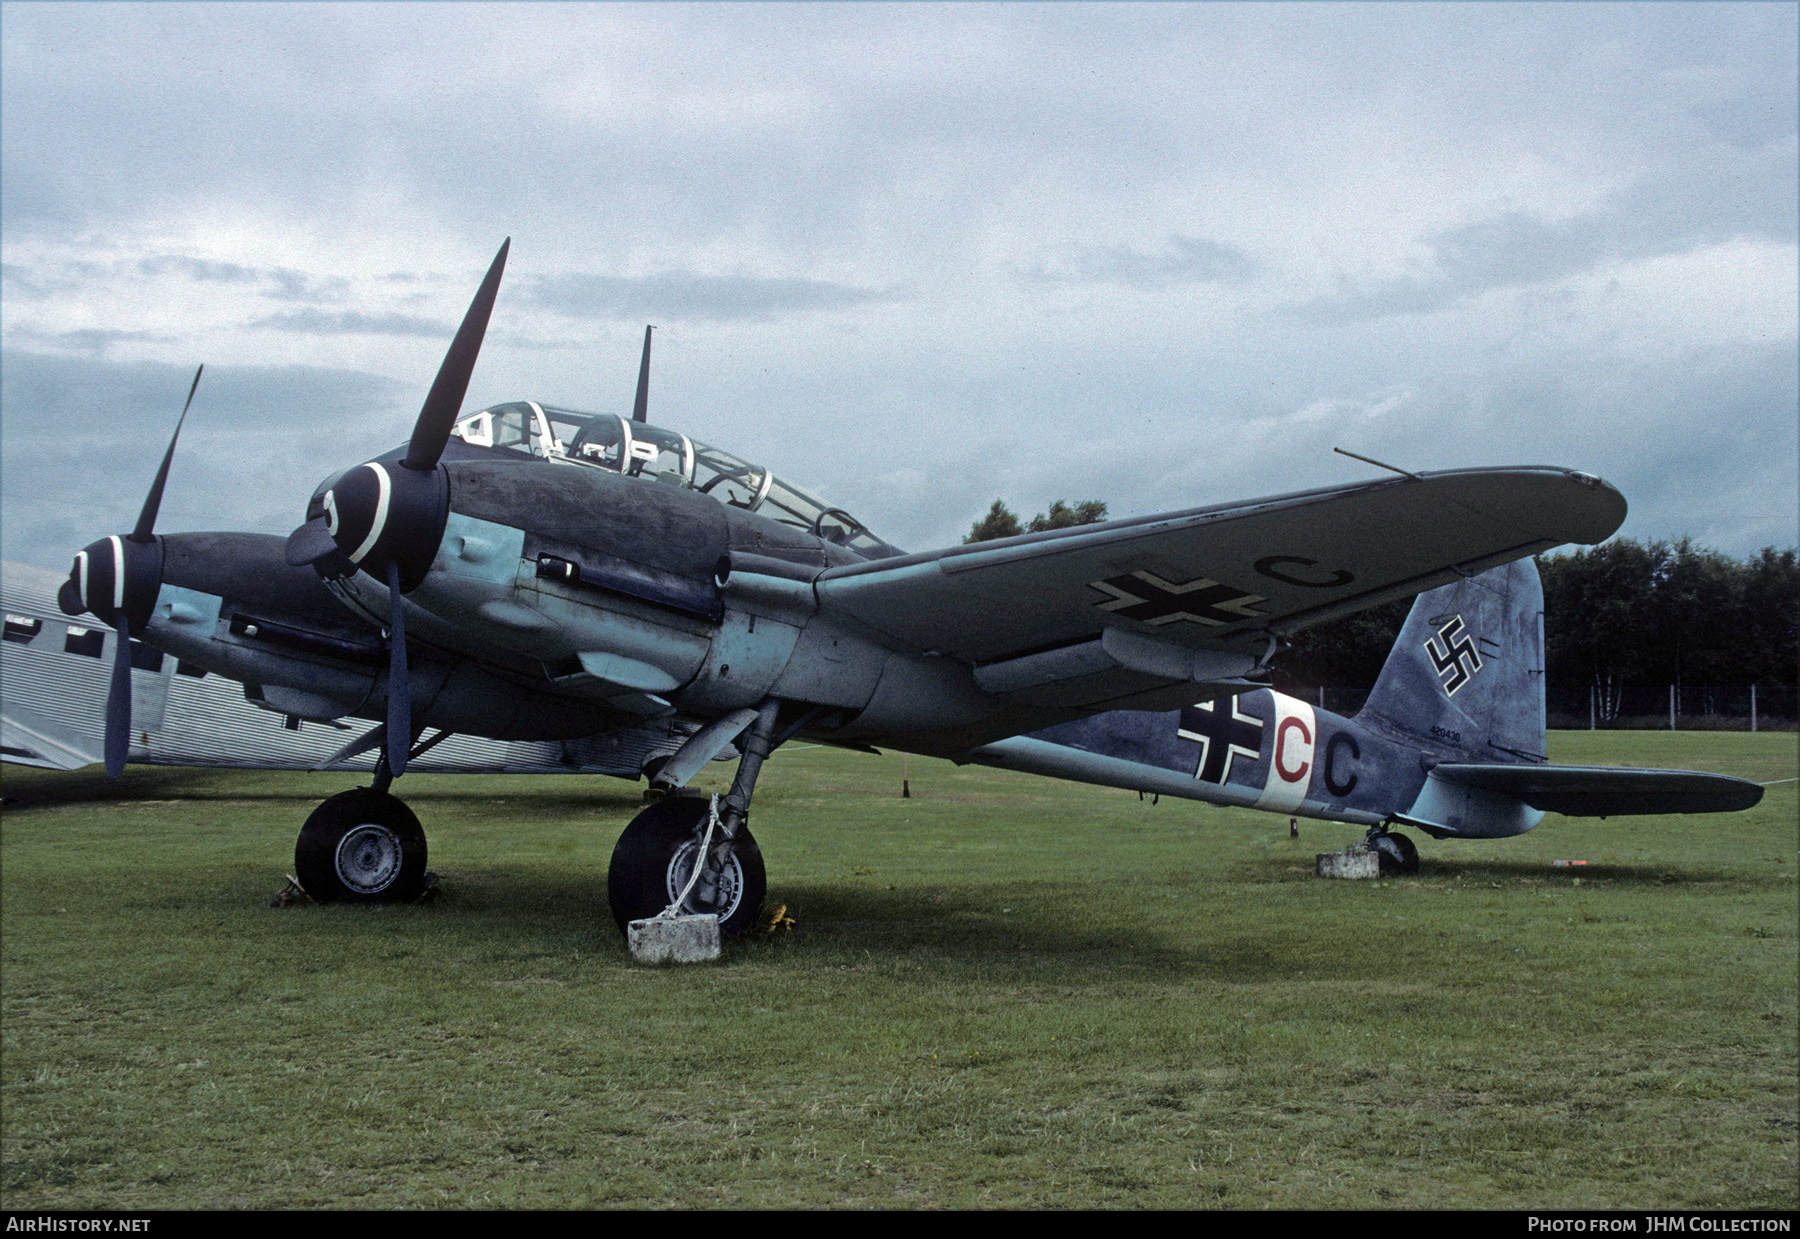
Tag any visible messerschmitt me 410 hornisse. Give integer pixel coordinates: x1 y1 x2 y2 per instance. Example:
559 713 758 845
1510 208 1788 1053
42 240 1762 937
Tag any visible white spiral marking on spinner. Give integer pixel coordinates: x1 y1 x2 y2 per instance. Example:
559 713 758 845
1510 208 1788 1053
109 536 125 610
347 463 392 565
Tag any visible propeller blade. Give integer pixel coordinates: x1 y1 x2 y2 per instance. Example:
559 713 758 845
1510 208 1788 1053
632 325 654 423
384 557 410 780
403 239 510 472
104 622 133 777
132 364 203 542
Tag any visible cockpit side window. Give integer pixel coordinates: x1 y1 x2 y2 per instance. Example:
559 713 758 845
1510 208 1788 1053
454 402 538 455
692 443 769 509
560 411 627 469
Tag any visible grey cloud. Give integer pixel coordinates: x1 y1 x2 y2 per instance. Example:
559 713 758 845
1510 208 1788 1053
2 351 410 571
6 324 176 355
1298 134 1797 323
135 255 261 284
1024 235 1259 289
528 273 902 322
250 308 452 336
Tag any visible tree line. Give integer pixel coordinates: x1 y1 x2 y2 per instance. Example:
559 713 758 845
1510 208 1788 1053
964 503 1796 692
1268 539 1797 694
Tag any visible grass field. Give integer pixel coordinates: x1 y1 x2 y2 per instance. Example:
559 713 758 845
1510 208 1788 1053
2 731 1794 1210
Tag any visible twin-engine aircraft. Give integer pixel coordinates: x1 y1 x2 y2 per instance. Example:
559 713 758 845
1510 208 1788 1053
28 239 1762 936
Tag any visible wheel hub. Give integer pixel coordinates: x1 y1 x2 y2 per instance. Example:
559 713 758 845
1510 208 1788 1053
336 823 404 894
666 840 745 920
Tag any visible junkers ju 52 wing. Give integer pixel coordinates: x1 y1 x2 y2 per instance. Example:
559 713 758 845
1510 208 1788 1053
29 236 1760 947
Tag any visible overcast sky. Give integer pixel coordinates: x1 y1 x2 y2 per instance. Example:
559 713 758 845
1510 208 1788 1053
3 1 1795 575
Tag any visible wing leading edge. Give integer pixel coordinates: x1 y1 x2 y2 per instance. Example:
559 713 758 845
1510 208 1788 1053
816 466 1626 667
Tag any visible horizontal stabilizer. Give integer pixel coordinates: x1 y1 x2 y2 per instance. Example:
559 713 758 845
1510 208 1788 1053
1430 764 1765 816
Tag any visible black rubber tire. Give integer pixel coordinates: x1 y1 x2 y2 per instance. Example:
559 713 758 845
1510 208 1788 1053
608 797 765 939
295 788 428 904
1372 831 1420 876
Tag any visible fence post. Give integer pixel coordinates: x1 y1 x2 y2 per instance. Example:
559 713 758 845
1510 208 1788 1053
1669 685 1676 731
1751 684 1757 733
1589 684 1596 731
1318 686 1325 709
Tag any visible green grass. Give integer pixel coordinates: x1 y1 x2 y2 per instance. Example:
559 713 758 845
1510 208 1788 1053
2 732 1794 1209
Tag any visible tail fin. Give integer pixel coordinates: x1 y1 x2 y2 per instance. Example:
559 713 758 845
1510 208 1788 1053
1357 558 1545 763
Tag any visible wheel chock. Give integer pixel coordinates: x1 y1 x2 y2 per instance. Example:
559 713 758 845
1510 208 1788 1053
628 913 721 964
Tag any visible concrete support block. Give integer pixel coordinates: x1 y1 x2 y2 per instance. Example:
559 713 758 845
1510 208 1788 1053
1317 845 1381 879
628 913 722 963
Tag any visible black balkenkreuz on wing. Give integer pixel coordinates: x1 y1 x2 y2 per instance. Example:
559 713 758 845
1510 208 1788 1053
1424 614 1483 696
1088 571 1268 627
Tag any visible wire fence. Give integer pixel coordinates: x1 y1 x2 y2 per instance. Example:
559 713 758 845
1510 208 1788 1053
1549 684 1798 732
1291 684 1797 731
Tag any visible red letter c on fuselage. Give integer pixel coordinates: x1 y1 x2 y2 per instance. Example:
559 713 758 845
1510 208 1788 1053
1275 716 1312 782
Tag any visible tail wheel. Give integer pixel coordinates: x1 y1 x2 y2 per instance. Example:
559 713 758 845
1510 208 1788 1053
296 788 428 904
1372 830 1420 876
608 796 765 939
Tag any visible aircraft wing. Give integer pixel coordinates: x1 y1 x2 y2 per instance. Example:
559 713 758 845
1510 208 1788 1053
1 699 103 771
1429 764 1766 816
815 466 1626 683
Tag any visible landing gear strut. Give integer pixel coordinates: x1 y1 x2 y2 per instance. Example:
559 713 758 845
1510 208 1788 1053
1365 825 1420 876
607 698 784 938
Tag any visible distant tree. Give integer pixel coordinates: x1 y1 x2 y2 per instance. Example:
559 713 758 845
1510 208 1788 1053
1278 539 1797 706
1741 547 1799 685
1027 499 1109 533
964 500 1024 543
966 498 1108 543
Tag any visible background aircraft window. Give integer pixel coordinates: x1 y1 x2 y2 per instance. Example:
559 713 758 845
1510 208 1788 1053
692 443 768 508
129 640 164 673
4 614 42 644
64 626 104 658
175 659 208 678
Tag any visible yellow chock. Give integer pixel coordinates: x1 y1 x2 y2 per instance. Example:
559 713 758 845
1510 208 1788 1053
764 903 795 933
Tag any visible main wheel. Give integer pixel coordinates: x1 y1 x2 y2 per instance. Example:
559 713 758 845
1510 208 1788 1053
608 797 765 939
295 788 428 904
1372 830 1420 876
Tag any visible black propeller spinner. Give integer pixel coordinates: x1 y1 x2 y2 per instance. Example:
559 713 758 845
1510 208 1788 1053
59 364 204 777
284 238 510 780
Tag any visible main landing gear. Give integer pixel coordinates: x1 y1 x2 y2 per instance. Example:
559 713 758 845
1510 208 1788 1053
290 699 792 934
294 786 430 903
1365 825 1420 876
294 728 429 904
606 698 787 939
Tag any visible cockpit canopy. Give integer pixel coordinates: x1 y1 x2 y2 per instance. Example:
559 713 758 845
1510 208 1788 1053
450 401 902 559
